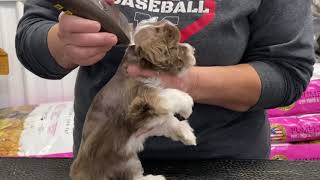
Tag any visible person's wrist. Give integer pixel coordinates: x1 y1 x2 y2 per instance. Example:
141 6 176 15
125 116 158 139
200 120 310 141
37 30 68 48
185 67 200 100
48 23 78 70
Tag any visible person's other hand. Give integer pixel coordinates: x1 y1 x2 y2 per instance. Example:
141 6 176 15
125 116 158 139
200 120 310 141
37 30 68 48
127 65 198 93
48 10 118 69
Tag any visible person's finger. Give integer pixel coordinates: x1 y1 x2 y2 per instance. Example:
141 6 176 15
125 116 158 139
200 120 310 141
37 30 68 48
78 52 107 66
59 13 101 33
64 51 107 66
65 45 110 60
60 32 118 47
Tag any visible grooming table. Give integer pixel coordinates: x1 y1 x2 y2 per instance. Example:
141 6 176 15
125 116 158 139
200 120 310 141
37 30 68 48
0 158 320 180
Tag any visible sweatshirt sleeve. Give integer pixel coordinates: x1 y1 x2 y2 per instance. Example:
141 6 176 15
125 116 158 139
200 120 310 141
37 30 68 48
15 0 72 80
245 0 315 110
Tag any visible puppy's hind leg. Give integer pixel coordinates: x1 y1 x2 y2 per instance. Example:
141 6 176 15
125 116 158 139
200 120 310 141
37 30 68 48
127 156 166 180
139 175 166 180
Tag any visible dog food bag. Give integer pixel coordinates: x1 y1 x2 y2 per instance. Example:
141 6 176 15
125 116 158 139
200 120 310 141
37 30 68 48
270 141 320 160
267 79 320 117
270 114 320 143
0 102 74 158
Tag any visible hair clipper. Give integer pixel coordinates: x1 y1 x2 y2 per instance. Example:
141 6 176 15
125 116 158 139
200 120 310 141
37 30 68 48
52 0 132 46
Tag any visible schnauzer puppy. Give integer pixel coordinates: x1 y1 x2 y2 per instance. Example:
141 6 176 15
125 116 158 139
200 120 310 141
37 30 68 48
70 19 197 180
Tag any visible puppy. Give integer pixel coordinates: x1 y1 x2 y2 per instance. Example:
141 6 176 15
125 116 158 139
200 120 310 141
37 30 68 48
69 19 197 180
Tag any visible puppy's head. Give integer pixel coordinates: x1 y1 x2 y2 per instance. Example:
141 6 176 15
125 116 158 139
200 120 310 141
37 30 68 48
132 19 196 74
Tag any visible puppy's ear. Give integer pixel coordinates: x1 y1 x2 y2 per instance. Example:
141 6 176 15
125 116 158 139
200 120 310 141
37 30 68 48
127 95 168 131
135 41 171 71
162 22 181 47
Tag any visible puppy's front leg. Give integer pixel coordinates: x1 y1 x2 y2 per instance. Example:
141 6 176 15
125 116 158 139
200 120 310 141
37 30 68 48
160 116 197 146
159 89 194 119
156 89 196 145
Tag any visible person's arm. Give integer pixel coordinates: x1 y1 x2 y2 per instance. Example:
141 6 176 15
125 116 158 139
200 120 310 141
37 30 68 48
128 0 315 112
185 65 261 112
16 0 116 80
15 0 69 79
128 63 261 112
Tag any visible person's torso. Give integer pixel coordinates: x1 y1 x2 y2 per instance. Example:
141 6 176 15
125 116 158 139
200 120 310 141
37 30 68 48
73 0 270 159
115 0 260 66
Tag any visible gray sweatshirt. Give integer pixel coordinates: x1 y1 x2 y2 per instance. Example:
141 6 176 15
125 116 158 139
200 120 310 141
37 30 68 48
16 0 315 159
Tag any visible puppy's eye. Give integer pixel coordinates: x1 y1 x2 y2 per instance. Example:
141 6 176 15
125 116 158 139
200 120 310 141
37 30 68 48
155 27 160 33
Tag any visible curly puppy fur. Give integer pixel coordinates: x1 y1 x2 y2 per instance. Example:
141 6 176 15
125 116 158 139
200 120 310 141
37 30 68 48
69 19 196 180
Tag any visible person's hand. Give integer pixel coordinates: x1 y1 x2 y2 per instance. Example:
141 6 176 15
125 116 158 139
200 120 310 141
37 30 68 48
48 3 117 69
127 65 198 93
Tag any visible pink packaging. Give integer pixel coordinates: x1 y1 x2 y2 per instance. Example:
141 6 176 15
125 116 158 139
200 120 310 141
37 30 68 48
267 79 320 117
269 114 320 143
270 142 320 160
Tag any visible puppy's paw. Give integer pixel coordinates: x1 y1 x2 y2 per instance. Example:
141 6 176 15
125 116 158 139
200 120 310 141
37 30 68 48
177 92 193 119
141 175 166 180
179 105 193 120
176 120 197 146
179 43 196 65
160 89 194 119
